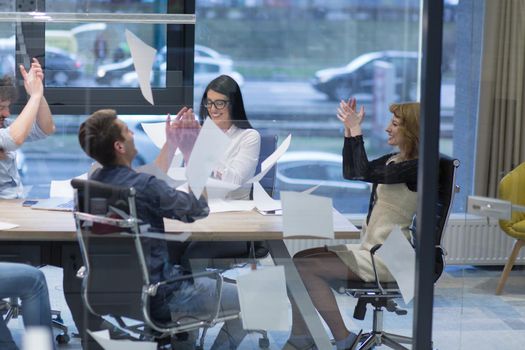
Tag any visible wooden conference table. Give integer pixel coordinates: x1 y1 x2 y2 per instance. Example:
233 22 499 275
0 199 360 350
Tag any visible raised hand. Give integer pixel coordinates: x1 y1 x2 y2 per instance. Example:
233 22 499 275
19 58 44 98
336 97 365 136
166 107 200 161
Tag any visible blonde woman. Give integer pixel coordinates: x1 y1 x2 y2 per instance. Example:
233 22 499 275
284 100 420 350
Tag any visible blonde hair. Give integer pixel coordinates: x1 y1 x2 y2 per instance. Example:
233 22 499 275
389 102 420 160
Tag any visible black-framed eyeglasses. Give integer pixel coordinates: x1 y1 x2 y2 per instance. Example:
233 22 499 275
203 99 229 110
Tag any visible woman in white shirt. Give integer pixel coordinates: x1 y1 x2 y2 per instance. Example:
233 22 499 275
181 75 262 271
198 74 261 199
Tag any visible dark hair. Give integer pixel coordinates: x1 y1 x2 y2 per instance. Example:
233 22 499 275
199 75 253 129
0 75 18 103
78 109 124 166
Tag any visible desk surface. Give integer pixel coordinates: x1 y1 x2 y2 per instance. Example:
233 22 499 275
0 199 359 241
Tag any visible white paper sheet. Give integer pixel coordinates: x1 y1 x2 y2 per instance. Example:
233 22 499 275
49 173 88 198
136 162 183 188
172 174 239 199
125 30 156 105
205 177 240 199
0 221 19 230
88 330 156 350
281 191 334 239
253 182 281 212
141 122 165 149
167 166 186 181
376 226 415 304
247 134 292 184
186 118 231 198
236 266 289 331
208 199 255 213
302 183 323 195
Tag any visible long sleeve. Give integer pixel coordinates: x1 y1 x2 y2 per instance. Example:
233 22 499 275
214 128 261 185
342 135 418 190
146 176 209 223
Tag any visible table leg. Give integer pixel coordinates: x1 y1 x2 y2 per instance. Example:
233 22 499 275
266 240 332 350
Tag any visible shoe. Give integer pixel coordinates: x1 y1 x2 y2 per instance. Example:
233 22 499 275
346 330 363 350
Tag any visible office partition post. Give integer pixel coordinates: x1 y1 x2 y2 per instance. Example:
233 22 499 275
414 1 444 350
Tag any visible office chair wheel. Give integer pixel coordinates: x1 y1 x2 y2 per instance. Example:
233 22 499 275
56 333 70 344
258 337 270 348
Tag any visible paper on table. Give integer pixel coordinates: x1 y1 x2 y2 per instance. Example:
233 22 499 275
281 191 334 239
247 134 292 184
253 182 281 212
206 177 240 199
376 226 415 304
186 118 231 199
125 30 156 105
50 173 88 198
236 266 289 331
88 330 156 350
0 221 19 230
141 122 165 149
208 199 255 213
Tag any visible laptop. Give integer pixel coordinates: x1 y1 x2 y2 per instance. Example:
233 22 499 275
29 197 75 212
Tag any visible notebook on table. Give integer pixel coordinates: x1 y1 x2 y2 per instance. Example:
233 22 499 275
29 197 75 212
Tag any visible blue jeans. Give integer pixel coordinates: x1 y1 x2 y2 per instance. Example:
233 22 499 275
152 276 247 350
0 263 55 350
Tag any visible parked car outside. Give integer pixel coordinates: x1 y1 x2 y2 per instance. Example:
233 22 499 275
115 45 244 89
312 50 418 102
95 56 135 85
43 46 83 86
0 36 82 86
274 151 371 213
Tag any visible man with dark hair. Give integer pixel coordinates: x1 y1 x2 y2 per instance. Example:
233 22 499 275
0 58 55 198
71 108 247 350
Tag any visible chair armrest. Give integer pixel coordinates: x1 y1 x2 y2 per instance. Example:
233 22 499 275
369 243 386 294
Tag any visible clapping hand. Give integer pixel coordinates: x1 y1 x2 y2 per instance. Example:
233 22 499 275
337 97 365 136
19 58 44 98
166 107 200 162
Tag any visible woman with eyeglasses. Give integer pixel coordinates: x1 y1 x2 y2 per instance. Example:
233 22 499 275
175 75 261 271
198 74 261 199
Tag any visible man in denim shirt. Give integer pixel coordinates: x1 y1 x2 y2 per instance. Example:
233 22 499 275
0 59 55 198
76 108 247 350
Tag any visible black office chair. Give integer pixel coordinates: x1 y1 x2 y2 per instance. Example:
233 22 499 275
338 156 460 350
70 178 240 349
246 133 278 260
200 133 278 268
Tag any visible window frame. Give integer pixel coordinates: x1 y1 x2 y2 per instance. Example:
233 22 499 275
11 0 196 115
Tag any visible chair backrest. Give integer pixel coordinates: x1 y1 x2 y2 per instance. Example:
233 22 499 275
255 133 278 197
70 178 147 321
498 162 525 235
432 155 460 281
409 155 459 282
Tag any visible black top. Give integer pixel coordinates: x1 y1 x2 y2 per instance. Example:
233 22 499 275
342 135 418 223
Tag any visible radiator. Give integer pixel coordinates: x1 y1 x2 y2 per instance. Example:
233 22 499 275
284 214 525 265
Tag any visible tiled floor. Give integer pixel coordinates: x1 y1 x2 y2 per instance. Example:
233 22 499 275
6 264 525 349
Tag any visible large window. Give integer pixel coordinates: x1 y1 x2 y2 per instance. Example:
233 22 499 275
8 0 472 215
